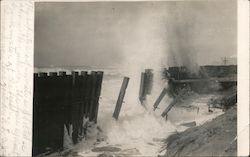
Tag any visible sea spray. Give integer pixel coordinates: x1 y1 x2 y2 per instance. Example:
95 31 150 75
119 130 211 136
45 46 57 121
94 8 177 155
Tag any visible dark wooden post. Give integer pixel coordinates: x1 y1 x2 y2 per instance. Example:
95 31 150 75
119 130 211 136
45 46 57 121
93 71 104 123
113 77 130 120
61 73 71 135
89 71 97 121
39 72 47 77
32 73 38 155
139 72 146 104
145 69 153 95
81 71 88 76
84 73 92 118
49 72 57 76
59 71 66 76
79 71 88 136
80 71 89 118
161 89 187 118
71 71 79 144
153 88 168 111
72 71 79 85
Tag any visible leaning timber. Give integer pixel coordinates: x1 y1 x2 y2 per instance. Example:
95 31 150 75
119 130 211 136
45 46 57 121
153 88 168 111
113 77 130 120
161 89 188 118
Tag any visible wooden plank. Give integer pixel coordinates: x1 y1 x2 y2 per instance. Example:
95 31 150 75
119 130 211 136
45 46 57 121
81 72 89 118
113 77 130 120
153 88 168 111
171 77 237 83
61 75 72 135
70 71 80 144
79 71 88 135
89 71 98 121
180 121 196 127
145 69 153 95
93 71 104 123
84 74 92 118
139 72 146 104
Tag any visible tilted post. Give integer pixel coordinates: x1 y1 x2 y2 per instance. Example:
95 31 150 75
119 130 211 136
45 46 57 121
113 77 130 120
153 87 168 111
161 89 187 118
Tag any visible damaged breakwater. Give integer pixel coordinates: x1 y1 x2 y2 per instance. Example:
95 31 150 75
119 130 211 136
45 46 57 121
33 71 103 156
164 65 237 96
160 65 237 156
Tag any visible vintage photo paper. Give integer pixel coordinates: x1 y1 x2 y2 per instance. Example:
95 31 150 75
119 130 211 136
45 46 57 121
0 0 249 156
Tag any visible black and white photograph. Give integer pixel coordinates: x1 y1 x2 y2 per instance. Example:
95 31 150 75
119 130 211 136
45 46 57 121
2 0 242 156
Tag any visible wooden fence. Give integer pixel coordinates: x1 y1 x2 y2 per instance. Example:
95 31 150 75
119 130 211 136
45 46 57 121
32 71 103 156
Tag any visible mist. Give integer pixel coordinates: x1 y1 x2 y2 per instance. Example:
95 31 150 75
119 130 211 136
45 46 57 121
35 1 236 68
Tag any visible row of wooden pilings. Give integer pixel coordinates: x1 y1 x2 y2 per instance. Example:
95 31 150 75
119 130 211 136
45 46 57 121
33 71 103 156
113 68 184 121
32 68 182 156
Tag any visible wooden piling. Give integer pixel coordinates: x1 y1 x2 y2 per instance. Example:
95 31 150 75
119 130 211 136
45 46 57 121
72 71 79 86
89 71 97 121
81 71 88 76
139 72 146 103
145 69 153 94
79 71 88 135
49 72 57 76
39 72 47 77
153 88 168 111
33 70 104 153
84 74 92 118
59 71 66 76
93 71 104 123
161 89 187 117
139 69 153 105
71 71 80 144
113 77 130 120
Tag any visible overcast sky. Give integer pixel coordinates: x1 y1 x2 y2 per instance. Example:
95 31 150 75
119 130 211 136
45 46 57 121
35 1 236 68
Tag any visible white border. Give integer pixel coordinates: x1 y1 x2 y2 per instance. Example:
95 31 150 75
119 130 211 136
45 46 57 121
237 0 249 156
0 0 249 156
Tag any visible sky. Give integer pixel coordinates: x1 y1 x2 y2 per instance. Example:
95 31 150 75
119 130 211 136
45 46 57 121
34 0 236 68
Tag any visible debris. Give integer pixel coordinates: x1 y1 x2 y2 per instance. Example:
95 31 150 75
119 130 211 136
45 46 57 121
180 121 196 128
91 146 121 152
208 86 236 110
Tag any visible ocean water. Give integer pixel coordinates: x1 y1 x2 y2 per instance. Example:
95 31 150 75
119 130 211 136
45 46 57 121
36 67 223 156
